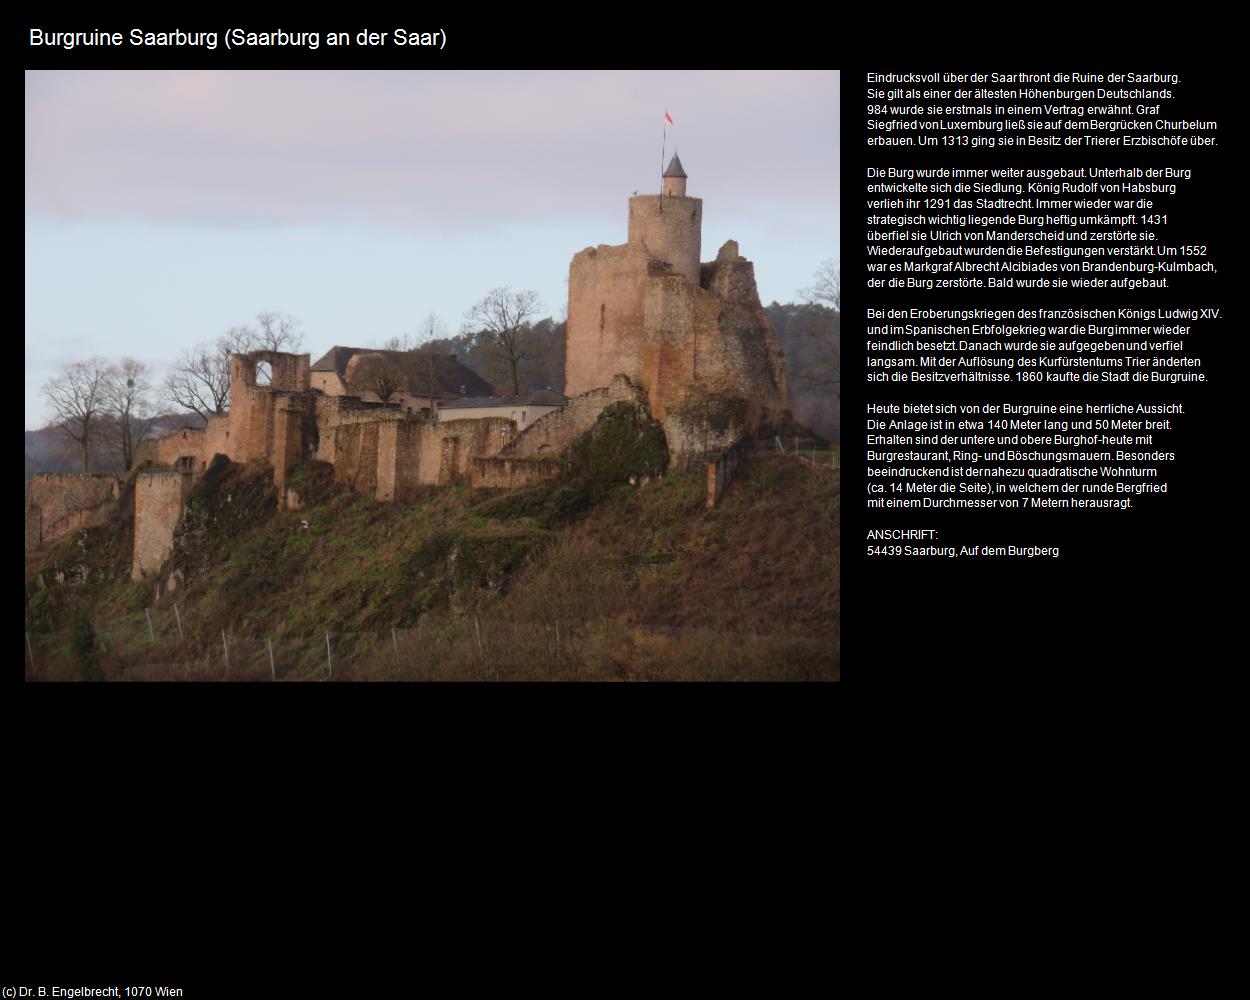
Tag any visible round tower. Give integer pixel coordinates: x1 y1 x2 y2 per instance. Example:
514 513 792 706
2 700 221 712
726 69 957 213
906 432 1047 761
627 153 702 285
662 152 687 197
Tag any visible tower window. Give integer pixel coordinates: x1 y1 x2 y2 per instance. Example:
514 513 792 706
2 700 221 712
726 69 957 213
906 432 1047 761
600 303 606 332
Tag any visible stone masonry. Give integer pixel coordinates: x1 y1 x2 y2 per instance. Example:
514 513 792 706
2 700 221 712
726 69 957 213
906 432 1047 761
25 474 122 552
132 469 193 581
564 155 787 441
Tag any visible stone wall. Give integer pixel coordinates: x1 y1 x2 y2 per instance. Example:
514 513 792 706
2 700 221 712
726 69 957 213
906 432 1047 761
471 456 562 489
699 245 789 420
315 396 395 464
627 194 702 284
566 191 788 448
25 474 122 551
662 392 750 474
431 418 514 485
333 421 381 494
139 351 319 485
504 375 646 459
132 470 193 581
143 415 232 471
706 436 749 508
565 242 651 398
329 412 516 499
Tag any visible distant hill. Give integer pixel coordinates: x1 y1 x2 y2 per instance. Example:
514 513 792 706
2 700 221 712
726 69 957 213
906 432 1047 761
25 412 206 481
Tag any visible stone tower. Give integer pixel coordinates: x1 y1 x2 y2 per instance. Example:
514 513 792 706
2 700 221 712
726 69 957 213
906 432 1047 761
626 153 701 284
565 151 788 456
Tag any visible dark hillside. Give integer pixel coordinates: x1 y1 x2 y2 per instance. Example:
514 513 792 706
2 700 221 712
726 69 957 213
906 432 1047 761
25 451 837 681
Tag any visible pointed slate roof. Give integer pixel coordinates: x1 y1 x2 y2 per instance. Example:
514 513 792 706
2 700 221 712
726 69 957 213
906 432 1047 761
662 153 687 178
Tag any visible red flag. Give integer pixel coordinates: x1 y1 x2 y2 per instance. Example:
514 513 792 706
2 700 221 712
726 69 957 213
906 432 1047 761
664 111 673 126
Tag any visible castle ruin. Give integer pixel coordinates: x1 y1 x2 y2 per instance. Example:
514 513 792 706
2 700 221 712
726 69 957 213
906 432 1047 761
565 154 788 464
25 151 790 585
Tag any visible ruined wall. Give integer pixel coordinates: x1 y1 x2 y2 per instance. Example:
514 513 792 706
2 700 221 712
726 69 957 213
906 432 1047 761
637 259 788 433
565 242 652 398
566 221 788 446
699 244 789 421
231 351 310 395
662 393 750 474
640 275 723 420
706 437 749 508
141 352 319 484
145 415 233 472
504 376 646 459
627 194 702 284
431 418 514 484
331 412 515 499
314 395 390 464
228 351 314 469
333 421 381 495
471 456 562 489
132 470 193 581
25 474 121 551
272 398 318 500
377 420 436 502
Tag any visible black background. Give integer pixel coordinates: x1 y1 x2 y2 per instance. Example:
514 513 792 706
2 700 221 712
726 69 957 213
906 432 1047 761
15 15 1238 989
841 60 1231 677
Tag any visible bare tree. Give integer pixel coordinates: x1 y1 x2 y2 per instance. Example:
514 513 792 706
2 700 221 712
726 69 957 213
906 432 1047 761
795 259 840 396
41 357 111 472
163 328 248 422
161 314 302 421
348 334 415 402
802 258 840 311
253 312 304 352
102 357 155 470
416 312 447 345
462 287 544 395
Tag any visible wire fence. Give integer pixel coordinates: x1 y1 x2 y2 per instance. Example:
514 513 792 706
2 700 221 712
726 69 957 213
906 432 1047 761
24 600 838 682
770 436 838 471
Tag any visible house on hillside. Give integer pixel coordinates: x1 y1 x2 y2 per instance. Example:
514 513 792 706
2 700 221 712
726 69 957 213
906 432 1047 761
310 346 495 417
438 389 568 430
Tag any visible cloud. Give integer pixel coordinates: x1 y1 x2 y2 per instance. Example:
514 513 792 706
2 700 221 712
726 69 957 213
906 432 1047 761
25 70 838 232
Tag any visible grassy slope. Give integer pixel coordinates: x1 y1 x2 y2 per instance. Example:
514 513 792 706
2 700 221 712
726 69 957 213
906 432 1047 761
25 453 838 681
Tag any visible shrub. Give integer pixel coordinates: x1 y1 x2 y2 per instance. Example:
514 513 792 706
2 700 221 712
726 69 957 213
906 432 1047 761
565 402 669 497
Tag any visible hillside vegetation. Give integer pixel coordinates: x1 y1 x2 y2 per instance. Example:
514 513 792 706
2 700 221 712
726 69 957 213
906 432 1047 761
25 449 838 681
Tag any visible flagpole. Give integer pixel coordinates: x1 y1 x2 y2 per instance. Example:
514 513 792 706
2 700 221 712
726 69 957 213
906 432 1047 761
660 111 667 205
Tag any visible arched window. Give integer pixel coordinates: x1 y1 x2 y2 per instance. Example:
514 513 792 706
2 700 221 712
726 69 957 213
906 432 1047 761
255 361 273 386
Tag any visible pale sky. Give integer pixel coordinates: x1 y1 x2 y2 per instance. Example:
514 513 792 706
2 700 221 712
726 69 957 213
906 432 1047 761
25 70 840 428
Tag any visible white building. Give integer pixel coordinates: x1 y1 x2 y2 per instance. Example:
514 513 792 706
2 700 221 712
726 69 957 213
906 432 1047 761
438 390 568 429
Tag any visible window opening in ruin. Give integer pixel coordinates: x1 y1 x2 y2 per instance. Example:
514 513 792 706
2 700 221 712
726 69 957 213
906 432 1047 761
600 303 606 333
256 360 273 386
